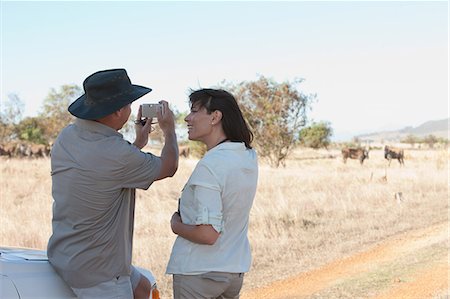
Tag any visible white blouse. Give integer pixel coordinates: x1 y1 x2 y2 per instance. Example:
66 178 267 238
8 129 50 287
166 142 258 275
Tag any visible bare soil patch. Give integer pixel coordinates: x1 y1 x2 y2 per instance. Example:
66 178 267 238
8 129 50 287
242 222 449 299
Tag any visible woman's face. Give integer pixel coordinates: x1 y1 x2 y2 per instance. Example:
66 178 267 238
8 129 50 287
184 102 214 143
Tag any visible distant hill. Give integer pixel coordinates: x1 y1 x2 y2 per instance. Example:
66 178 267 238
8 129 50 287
356 118 449 142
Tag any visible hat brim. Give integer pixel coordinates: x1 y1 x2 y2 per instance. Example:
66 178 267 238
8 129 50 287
68 85 151 120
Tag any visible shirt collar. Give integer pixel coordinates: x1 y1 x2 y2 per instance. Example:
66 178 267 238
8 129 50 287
206 141 247 155
74 118 123 138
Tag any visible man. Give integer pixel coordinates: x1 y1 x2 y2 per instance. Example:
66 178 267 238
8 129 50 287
47 68 178 298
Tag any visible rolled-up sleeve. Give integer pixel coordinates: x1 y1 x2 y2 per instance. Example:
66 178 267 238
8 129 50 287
190 165 223 233
193 186 223 233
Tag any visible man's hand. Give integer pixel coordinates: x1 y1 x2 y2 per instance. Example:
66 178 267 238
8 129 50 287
154 100 179 181
133 106 154 149
156 101 176 135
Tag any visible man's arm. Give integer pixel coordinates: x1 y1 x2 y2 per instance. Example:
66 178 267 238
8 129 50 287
154 101 178 180
156 129 178 180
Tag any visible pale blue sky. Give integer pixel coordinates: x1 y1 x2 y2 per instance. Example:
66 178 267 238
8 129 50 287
2 1 448 140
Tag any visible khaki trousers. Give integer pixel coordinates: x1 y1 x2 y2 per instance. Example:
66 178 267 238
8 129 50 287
173 272 244 299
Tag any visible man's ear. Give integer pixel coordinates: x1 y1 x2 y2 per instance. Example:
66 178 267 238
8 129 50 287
115 106 127 117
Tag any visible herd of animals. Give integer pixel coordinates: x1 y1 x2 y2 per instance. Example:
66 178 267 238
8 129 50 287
0 142 192 159
341 145 405 166
0 142 405 166
0 142 51 158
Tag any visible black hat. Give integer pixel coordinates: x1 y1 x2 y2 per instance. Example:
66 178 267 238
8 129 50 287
68 68 152 120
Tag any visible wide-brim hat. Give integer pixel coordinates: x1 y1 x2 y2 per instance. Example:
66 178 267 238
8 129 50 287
68 68 152 120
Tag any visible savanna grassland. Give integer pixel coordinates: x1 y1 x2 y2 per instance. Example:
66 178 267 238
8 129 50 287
1 147 448 298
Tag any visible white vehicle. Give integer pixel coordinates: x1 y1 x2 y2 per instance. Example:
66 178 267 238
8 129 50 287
1 247 159 299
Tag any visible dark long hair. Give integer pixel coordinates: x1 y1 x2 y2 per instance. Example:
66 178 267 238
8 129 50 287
189 88 253 149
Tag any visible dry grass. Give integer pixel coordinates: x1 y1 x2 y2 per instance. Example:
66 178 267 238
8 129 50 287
1 148 448 297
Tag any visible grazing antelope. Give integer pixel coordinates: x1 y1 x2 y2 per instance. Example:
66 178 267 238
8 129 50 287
384 146 404 166
341 147 369 165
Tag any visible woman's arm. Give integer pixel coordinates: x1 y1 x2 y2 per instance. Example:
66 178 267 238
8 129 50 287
170 212 220 245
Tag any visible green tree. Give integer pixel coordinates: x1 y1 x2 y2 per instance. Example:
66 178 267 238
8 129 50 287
1 93 24 124
0 93 24 142
16 117 47 144
422 134 438 148
299 121 333 149
223 76 315 167
39 84 82 141
401 134 418 147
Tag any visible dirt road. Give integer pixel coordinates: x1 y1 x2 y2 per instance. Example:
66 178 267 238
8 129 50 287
242 222 448 299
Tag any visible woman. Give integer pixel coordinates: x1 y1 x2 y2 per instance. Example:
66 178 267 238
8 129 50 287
166 88 258 299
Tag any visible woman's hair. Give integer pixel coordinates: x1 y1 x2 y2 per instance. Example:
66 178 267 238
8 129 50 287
189 88 253 149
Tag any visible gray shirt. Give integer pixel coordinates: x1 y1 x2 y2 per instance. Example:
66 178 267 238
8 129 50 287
47 119 162 288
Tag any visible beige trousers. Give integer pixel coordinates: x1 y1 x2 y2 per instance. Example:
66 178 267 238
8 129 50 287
173 272 244 299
